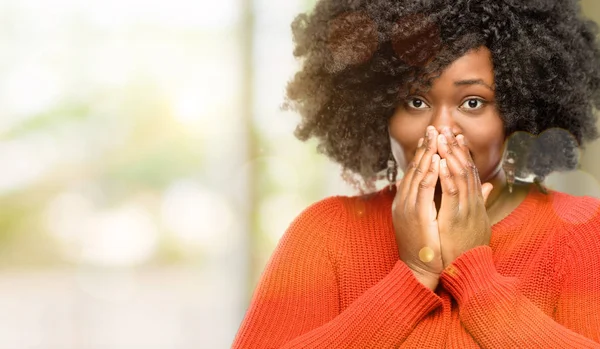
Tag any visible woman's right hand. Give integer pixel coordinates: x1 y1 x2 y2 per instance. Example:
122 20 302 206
392 126 443 291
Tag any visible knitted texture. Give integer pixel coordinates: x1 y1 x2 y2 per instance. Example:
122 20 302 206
231 185 600 348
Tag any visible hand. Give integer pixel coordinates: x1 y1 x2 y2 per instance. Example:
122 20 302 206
436 127 494 269
392 126 443 291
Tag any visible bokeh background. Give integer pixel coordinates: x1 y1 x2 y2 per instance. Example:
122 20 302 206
0 1 599 348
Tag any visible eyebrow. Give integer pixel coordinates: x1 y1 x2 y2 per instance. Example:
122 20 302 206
454 79 494 91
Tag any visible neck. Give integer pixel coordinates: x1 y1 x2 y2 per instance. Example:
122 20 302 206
483 163 509 211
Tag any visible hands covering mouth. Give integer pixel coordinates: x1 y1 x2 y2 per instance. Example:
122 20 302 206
392 125 494 291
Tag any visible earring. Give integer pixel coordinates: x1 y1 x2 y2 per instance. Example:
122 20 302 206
387 154 398 191
502 150 517 194
533 176 548 194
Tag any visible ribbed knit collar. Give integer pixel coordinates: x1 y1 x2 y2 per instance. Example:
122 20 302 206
491 184 550 233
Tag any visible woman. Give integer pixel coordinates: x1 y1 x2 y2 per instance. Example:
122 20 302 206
232 0 600 348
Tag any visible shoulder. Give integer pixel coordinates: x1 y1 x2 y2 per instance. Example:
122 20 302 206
547 190 600 256
290 195 347 232
547 189 600 228
288 187 393 239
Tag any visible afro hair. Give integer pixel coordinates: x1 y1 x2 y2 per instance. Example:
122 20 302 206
283 0 600 192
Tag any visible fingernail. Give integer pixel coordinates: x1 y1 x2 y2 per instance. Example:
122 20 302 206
457 134 465 145
427 126 435 137
441 159 447 167
418 138 424 147
439 134 447 144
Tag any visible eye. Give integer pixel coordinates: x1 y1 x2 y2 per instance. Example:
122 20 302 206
406 97 429 110
460 98 486 110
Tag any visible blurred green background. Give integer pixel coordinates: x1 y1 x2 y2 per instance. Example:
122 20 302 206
0 1 598 348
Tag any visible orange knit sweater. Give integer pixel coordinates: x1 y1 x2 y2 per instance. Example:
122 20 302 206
232 185 600 348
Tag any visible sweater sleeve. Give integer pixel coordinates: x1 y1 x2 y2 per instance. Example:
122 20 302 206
439 209 600 349
231 197 442 349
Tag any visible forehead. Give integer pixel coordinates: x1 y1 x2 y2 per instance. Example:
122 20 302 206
405 46 496 94
436 47 494 84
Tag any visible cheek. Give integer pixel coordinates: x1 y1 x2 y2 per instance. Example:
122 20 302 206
389 130 424 172
467 135 505 176
389 114 428 172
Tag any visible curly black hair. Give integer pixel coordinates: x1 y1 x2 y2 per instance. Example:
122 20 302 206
283 0 600 192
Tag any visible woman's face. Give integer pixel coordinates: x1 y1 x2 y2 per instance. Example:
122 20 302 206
389 46 505 183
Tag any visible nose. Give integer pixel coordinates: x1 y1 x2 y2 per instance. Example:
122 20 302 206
430 106 461 136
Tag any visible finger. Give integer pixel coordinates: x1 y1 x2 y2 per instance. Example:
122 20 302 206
395 136 424 187
408 127 439 202
416 153 440 222
455 134 469 159
437 133 469 203
439 158 460 208
400 126 437 197
425 126 439 155
442 129 474 182
440 129 482 205
397 136 425 197
456 134 482 193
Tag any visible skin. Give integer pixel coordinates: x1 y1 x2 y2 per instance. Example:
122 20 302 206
389 46 531 291
390 46 505 196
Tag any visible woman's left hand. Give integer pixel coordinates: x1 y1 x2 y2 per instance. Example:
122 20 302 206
436 127 494 269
